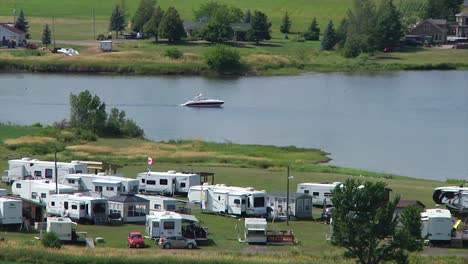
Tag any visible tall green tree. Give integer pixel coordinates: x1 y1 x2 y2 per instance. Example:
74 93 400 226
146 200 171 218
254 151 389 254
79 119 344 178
304 17 320 41
423 0 463 20
375 0 402 49
247 10 272 44
194 1 243 24
41 24 51 48
332 179 422 264
144 6 164 42
14 9 30 39
198 20 234 43
158 7 186 43
280 12 292 34
244 9 251 23
321 20 337 50
131 0 156 32
109 5 126 38
70 90 107 135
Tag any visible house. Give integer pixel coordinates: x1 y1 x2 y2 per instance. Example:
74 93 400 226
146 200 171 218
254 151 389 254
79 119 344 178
108 194 149 223
453 12 468 37
406 19 448 44
0 23 26 47
394 199 426 221
267 192 313 220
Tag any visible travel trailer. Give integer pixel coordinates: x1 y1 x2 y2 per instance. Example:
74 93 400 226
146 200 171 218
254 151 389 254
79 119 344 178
433 186 468 214
59 173 139 198
3 157 87 184
188 184 267 216
296 182 341 206
136 194 184 213
145 211 208 241
12 180 75 206
421 208 453 241
46 193 108 224
46 217 86 242
243 218 267 244
137 171 201 195
0 197 23 228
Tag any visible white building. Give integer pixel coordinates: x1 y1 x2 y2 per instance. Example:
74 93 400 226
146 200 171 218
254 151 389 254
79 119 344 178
267 192 313 219
59 173 139 198
108 194 149 223
0 23 26 47
137 170 201 195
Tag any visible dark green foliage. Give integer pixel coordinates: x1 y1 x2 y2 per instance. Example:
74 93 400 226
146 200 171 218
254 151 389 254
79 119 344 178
70 90 107 135
336 18 348 48
244 9 251 23
41 24 51 48
375 0 402 49
423 0 463 21
280 12 292 34
204 44 241 72
131 0 156 32
162 47 183 59
332 179 422 264
144 6 164 42
14 9 30 39
304 18 320 41
198 21 234 43
41 232 62 249
321 20 337 50
159 7 186 43
247 11 272 44
397 206 424 251
105 108 144 138
194 1 243 24
109 5 126 38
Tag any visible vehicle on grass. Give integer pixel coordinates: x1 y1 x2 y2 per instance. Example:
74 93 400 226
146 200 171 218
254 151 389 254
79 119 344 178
127 231 145 248
158 236 197 249
145 211 208 242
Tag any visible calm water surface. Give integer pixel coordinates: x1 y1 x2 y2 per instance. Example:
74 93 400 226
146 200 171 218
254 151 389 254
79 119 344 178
0 72 467 181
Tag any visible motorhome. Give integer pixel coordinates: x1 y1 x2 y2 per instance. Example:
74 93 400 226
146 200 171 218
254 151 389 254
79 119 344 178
3 157 87 184
12 180 75 206
59 173 139 198
137 171 201 195
433 186 468 213
145 211 207 241
0 197 22 228
296 182 341 206
136 194 184 213
188 184 267 216
421 208 453 241
46 193 108 224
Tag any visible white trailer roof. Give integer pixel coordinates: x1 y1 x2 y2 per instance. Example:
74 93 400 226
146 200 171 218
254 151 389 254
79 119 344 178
147 211 199 222
423 209 452 218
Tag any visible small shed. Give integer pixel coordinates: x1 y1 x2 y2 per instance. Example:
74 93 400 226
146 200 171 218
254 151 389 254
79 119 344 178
108 195 149 223
267 192 313 220
394 199 426 225
0 23 26 47
100 40 112 52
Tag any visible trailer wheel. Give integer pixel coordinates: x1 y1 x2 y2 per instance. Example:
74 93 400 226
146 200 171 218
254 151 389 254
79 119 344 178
186 243 194 249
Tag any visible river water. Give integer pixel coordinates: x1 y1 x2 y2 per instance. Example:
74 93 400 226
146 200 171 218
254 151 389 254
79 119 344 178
0 72 467 181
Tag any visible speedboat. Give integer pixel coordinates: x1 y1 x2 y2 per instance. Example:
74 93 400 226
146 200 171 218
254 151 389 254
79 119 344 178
181 94 224 107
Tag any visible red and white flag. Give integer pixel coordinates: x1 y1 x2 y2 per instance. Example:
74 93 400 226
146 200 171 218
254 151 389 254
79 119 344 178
147 157 154 165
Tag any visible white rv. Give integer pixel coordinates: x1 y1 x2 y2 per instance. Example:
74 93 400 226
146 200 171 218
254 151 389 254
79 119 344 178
244 218 267 244
12 180 75 206
145 211 207 241
46 217 81 241
59 173 139 198
3 157 87 184
46 193 108 224
136 194 183 213
433 186 468 213
0 197 23 227
188 184 267 216
421 208 453 241
137 171 201 195
296 182 341 206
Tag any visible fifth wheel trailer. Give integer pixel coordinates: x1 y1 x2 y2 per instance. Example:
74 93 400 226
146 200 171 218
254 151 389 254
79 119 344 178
0 197 22 228
296 182 341 206
137 171 201 195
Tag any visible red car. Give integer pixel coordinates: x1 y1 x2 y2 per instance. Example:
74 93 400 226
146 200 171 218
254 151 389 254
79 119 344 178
127 232 145 248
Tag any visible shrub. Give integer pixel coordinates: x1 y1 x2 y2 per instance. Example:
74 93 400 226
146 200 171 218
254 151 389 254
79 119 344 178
204 44 241 72
121 119 144 138
41 232 62 249
162 48 183 59
303 31 319 41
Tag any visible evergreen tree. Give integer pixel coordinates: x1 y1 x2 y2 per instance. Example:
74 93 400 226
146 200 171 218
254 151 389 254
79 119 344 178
144 6 164 42
244 9 251 23
158 7 186 43
321 20 337 50
198 20 234 43
280 11 292 34
194 2 243 24
131 0 156 32
423 0 463 21
375 0 402 49
247 10 272 44
304 17 320 41
336 18 348 48
14 9 30 39
109 5 126 38
41 24 51 48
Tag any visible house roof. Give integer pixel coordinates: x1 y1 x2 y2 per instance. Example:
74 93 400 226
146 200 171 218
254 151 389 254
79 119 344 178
108 194 148 203
0 24 26 35
427 18 447 26
396 199 426 208
268 192 312 199
456 12 468 17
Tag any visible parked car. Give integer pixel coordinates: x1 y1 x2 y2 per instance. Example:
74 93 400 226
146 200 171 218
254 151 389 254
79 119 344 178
127 232 145 248
158 236 197 249
404 39 423 46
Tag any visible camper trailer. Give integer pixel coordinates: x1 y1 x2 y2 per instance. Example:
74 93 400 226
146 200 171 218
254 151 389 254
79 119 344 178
296 182 341 206
3 158 87 184
0 197 22 228
46 217 85 242
12 180 75 205
46 193 108 224
136 194 184 213
244 218 267 244
421 208 453 241
59 173 139 198
137 171 201 195
188 184 267 216
146 211 207 241
433 186 468 214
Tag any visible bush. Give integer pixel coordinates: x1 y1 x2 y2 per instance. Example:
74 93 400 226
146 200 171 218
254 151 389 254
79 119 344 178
121 119 144 138
204 44 241 72
162 48 183 59
292 36 305 42
303 31 319 41
42 232 62 249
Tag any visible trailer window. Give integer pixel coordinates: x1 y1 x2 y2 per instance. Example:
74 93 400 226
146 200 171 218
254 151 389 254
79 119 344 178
153 222 159 228
71 204 78 210
41 193 47 198
106 186 114 191
167 204 176 211
234 199 240 205
141 178 145 183
34 171 42 177
15 183 21 189
45 169 53 178
304 199 310 210
128 205 146 217
160 179 168 185
180 182 186 188
254 197 265 208
154 204 161 210
324 193 332 197
117 186 121 192
80 204 85 210
95 186 103 192
64 202 69 210
163 221 175 230
51 201 55 206
147 180 156 185
247 230 265 235
304 190 309 194
242 199 246 205
68 179 75 184
313 192 319 196
76 170 82 174
31 192 37 199
93 203 106 213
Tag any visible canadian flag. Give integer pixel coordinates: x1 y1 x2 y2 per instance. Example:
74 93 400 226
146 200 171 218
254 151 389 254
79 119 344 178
147 157 154 165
